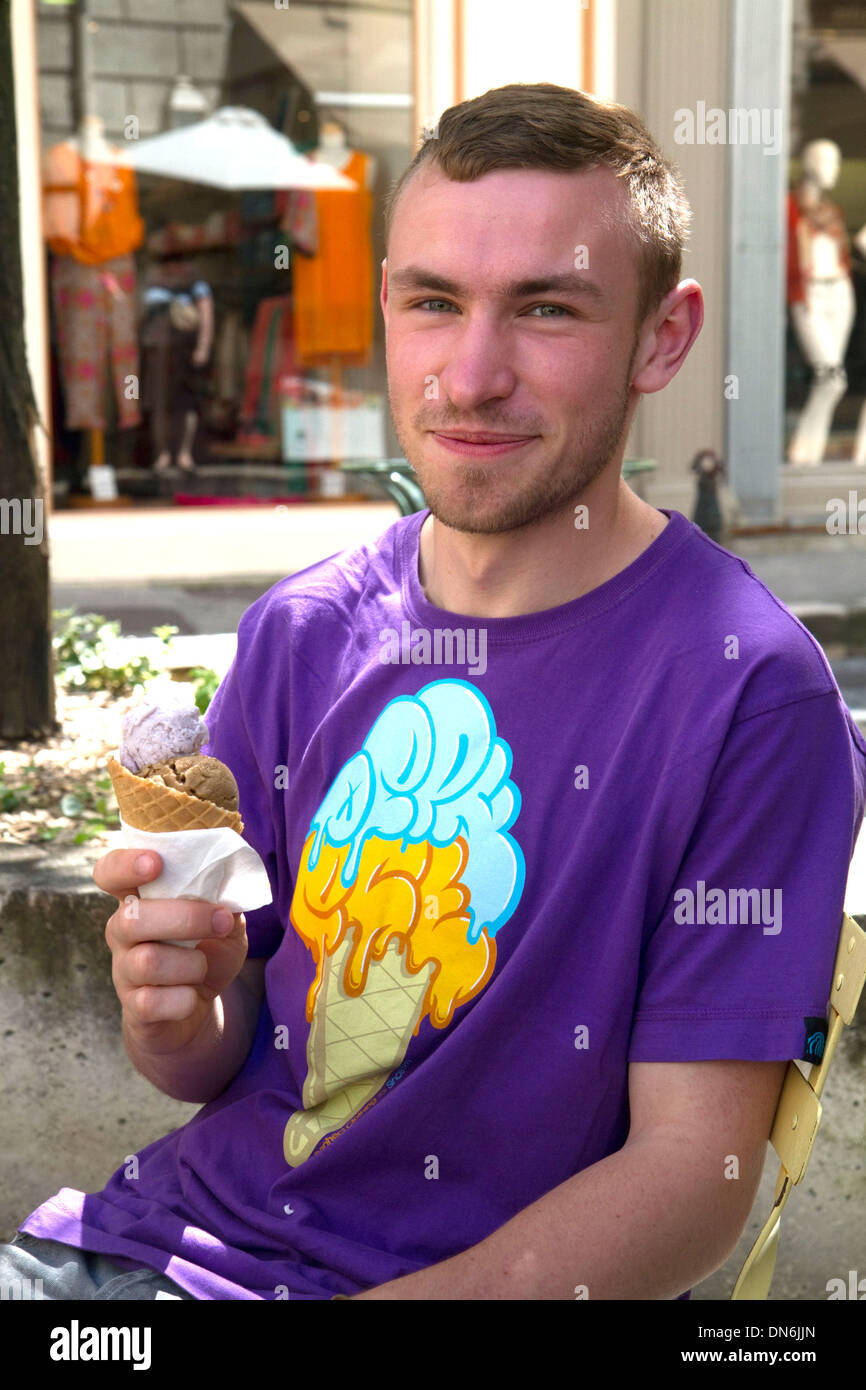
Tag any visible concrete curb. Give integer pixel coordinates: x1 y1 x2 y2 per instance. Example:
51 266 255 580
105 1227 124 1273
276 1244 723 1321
0 843 198 1245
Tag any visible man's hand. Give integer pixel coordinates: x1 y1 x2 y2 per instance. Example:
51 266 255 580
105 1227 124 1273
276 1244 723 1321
94 849 256 1098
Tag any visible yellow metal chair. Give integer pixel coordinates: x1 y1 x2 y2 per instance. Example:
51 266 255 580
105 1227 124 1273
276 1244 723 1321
731 911 866 1299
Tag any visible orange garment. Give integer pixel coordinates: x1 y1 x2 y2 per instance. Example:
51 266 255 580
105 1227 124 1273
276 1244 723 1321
43 141 144 266
292 150 374 365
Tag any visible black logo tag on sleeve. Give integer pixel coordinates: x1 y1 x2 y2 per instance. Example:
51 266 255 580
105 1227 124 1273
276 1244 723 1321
802 1017 828 1062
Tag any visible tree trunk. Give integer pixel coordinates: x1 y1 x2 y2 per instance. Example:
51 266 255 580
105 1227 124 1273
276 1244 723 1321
0 0 57 741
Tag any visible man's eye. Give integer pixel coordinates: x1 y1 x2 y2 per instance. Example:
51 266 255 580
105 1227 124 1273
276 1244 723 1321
414 299 456 312
527 304 572 317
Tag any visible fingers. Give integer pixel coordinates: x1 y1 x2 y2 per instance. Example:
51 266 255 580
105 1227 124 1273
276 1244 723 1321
124 938 208 990
93 848 163 900
108 895 232 946
112 931 208 1025
123 985 203 1026
110 910 246 1026
95 843 249 1032
106 901 245 967
96 852 245 946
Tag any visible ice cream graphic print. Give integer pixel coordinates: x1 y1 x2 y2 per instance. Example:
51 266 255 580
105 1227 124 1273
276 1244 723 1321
283 679 526 1167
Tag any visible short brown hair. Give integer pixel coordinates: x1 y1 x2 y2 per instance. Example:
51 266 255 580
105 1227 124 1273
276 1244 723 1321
384 82 692 330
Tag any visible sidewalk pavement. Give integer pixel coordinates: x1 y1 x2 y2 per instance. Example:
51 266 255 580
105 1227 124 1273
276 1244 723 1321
48 501 397 587
49 499 866 616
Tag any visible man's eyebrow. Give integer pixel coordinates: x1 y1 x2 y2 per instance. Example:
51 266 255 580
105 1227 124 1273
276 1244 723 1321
387 265 606 303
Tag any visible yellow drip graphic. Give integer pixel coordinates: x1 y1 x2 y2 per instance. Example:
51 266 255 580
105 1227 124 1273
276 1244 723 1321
283 832 495 1166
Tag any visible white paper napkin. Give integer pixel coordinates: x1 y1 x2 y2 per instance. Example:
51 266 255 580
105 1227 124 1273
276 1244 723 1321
117 817 273 947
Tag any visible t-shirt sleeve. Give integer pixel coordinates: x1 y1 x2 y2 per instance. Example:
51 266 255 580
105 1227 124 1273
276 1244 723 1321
629 689 866 1062
199 602 288 959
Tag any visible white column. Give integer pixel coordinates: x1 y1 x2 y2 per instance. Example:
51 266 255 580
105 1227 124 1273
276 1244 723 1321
414 0 460 144
461 0 584 94
617 0 731 518
725 0 791 522
414 0 606 140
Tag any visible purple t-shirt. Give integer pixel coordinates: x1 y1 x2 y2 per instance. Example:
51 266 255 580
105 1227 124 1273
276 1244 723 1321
20 507 866 1299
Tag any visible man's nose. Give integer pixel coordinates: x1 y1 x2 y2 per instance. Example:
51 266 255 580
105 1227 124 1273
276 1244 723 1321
437 318 516 404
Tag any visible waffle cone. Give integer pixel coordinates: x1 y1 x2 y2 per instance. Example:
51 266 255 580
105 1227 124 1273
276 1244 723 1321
283 934 433 1167
107 755 243 835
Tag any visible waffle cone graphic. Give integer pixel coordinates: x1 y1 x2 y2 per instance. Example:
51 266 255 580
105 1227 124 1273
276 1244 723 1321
107 755 243 835
283 932 435 1167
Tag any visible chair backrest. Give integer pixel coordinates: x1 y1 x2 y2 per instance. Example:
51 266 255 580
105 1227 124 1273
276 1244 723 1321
731 910 866 1299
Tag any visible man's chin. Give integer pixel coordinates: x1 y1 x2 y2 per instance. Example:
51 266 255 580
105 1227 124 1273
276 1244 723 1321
419 486 577 537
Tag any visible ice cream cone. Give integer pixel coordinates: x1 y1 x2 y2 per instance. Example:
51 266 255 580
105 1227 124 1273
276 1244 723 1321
283 933 434 1167
107 755 244 835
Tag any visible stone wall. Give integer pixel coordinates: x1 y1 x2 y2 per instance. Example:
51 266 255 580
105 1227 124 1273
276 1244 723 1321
0 844 197 1243
37 0 230 145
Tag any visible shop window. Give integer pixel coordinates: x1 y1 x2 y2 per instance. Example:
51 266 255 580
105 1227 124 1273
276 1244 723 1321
786 0 866 467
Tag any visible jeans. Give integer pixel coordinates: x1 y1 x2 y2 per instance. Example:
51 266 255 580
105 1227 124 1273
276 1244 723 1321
0 1232 195 1300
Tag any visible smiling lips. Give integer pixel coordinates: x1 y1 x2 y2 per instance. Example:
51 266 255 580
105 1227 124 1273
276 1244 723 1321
432 431 536 457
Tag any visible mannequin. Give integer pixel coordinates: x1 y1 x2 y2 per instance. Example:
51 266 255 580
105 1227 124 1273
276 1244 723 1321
786 139 854 467
140 258 214 472
72 113 113 161
42 114 143 451
292 116 376 369
292 118 378 478
312 119 377 190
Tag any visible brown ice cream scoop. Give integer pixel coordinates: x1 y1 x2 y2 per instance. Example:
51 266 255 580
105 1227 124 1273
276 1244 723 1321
140 754 240 813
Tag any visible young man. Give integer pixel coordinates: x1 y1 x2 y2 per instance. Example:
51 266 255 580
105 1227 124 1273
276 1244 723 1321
5 83 866 1301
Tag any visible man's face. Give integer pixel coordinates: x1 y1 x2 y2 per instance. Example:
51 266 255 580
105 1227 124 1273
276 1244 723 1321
381 164 644 535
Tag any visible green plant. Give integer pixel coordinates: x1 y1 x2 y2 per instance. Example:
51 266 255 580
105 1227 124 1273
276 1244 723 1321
0 760 33 813
186 666 220 715
51 611 179 698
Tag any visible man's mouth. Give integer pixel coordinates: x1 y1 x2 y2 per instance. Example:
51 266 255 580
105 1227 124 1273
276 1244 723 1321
430 431 537 457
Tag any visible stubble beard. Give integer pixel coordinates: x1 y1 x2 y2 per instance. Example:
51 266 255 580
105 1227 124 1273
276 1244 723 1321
390 346 638 537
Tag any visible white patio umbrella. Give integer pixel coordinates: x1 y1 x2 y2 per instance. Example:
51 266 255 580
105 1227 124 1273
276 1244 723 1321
111 106 357 191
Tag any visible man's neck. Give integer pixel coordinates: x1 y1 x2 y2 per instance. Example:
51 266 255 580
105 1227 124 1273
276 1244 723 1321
417 483 669 619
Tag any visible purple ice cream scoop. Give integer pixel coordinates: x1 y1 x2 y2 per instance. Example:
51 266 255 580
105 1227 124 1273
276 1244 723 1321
119 699 209 774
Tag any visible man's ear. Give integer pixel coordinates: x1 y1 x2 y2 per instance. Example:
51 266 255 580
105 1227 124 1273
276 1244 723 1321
380 258 388 318
630 280 704 396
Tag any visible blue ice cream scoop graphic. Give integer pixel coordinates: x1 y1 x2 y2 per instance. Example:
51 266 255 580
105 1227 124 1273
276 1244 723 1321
307 678 525 943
